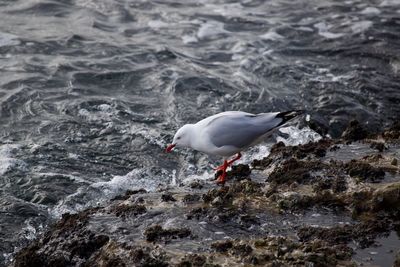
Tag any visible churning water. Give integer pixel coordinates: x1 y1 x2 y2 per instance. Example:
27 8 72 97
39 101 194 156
1 0 400 264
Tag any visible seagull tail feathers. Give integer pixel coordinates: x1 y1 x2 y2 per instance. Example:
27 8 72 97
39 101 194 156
276 110 304 124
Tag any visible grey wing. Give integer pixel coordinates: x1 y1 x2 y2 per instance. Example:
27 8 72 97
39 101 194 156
206 113 282 148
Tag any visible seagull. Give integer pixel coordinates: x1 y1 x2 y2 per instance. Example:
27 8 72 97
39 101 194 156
166 110 303 185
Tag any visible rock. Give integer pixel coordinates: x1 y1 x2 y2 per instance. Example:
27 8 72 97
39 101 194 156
177 254 214 267
112 204 147 217
370 142 386 152
382 121 400 140
189 181 203 189
391 158 398 166
144 225 191 242
231 243 253 257
211 240 233 253
12 124 400 267
394 250 400 267
13 208 109 267
161 193 176 202
226 164 251 181
341 120 368 142
182 194 201 203
268 158 326 185
111 189 147 201
371 182 400 212
298 219 391 249
345 160 385 182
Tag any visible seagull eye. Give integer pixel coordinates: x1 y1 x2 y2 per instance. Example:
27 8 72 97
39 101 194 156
177 136 181 140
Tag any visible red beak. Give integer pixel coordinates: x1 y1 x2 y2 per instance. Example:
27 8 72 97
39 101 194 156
165 144 176 153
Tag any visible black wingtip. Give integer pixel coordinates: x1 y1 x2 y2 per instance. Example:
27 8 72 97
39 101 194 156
276 110 304 124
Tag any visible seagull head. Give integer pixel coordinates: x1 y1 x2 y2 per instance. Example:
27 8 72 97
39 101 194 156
165 124 193 153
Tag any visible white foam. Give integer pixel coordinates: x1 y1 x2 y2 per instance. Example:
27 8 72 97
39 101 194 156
92 168 171 195
297 26 314 32
182 35 198 44
314 22 344 39
241 144 271 164
78 104 116 122
351 20 373 33
0 144 27 175
19 219 44 241
0 32 20 47
148 20 169 29
391 59 400 74
196 21 227 40
310 72 353 83
380 0 400 6
50 167 172 217
277 126 322 146
205 3 244 17
260 30 284 41
181 170 213 184
360 7 381 14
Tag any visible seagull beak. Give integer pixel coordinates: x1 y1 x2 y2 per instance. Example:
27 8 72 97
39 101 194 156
165 144 176 153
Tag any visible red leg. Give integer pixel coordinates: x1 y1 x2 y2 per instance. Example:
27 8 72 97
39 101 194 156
214 153 242 171
216 160 228 185
227 152 242 165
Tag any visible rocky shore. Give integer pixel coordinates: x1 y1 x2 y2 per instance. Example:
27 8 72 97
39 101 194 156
11 122 400 267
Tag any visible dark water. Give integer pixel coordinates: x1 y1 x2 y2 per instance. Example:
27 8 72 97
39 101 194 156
1 0 400 265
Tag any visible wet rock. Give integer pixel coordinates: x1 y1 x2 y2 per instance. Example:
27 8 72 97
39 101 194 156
189 180 203 189
251 236 353 266
371 182 400 213
231 243 253 257
203 181 259 204
176 254 220 267
226 164 251 180
307 119 329 136
12 126 400 267
112 204 147 217
211 240 233 253
394 250 400 267
182 194 201 203
391 158 398 166
345 160 385 182
370 141 386 152
268 158 326 185
161 193 176 202
341 120 368 142
382 121 400 140
144 225 191 242
177 254 206 267
13 244 45 267
128 246 169 267
13 208 109 267
274 190 346 211
185 207 208 220
251 158 273 169
313 175 347 193
298 219 391 248
89 243 170 267
292 139 333 158
111 189 147 201
253 140 333 170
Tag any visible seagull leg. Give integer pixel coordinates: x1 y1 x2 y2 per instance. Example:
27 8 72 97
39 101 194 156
216 160 228 185
214 153 242 171
227 152 242 166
